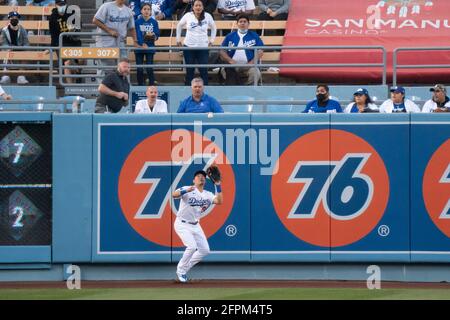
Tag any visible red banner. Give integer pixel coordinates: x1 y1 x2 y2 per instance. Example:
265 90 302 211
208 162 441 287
280 0 450 84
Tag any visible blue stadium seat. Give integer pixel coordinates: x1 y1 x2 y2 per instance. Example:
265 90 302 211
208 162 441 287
59 96 86 113
14 95 45 111
266 96 294 113
223 95 254 113
82 99 96 113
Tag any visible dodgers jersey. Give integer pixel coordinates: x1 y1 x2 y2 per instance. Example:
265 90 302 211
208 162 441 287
177 187 216 222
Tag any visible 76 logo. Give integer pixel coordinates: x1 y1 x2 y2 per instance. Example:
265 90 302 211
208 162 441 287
288 153 373 220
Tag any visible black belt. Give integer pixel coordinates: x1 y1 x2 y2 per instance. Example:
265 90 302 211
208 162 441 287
181 219 198 225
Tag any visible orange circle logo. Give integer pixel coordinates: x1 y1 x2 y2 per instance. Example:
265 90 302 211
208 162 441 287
118 130 235 247
271 129 389 247
423 139 450 238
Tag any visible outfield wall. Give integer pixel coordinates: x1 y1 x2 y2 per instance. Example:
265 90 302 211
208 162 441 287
0 113 449 278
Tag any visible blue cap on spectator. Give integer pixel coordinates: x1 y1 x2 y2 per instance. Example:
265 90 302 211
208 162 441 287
390 86 405 94
354 88 369 96
56 0 66 4
8 11 21 19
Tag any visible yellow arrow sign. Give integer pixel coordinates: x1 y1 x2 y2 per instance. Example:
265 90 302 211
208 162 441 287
61 47 120 59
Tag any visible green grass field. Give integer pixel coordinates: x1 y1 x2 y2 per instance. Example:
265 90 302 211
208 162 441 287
0 288 449 300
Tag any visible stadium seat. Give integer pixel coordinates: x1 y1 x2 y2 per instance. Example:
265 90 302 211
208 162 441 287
223 95 255 113
266 96 294 113
58 96 86 113
13 95 45 111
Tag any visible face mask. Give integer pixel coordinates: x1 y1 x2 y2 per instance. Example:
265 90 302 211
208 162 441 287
238 29 248 35
58 5 67 14
316 93 327 102
10 19 18 27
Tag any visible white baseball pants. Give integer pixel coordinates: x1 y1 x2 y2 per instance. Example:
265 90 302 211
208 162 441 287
174 218 210 276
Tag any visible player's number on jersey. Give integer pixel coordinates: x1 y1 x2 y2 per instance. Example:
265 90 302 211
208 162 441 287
289 155 373 219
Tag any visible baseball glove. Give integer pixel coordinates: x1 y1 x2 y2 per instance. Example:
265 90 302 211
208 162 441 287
206 165 221 184
144 32 156 41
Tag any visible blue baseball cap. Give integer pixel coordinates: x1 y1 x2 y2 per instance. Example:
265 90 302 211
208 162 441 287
8 11 21 19
390 86 405 94
193 170 207 178
354 88 369 95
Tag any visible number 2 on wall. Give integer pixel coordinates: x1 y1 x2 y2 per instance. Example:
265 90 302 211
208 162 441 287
11 206 24 228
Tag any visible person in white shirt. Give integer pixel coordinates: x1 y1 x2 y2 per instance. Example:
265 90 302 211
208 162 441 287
172 169 223 283
134 86 168 113
379 86 420 113
422 84 450 113
344 88 379 113
217 0 255 20
176 0 217 86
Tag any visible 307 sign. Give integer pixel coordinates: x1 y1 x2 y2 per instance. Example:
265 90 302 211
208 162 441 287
61 48 119 59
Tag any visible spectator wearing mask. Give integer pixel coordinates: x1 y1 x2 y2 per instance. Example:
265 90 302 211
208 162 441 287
219 14 263 85
49 0 82 84
0 11 30 85
303 84 343 113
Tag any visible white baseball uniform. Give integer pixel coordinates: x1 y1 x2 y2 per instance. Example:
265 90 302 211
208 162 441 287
174 186 216 276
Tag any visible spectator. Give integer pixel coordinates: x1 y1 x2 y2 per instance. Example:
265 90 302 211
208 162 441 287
135 2 160 86
0 85 12 100
344 88 379 113
95 58 131 113
130 0 175 20
93 0 137 53
379 86 420 113
303 84 342 113
257 0 290 20
0 11 30 85
422 84 450 113
217 0 255 20
49 0 82 84
177 77 223 113
172 0 217 20
134 86 168 113
93 0 137 79
219 14 263 85
176 0 217 86
26 0 55 6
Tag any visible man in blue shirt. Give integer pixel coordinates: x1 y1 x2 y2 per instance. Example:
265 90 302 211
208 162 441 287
177 78 224 113
219 14 264 85
303 84 343 113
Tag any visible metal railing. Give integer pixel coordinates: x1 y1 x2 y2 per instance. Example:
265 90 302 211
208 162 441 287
393 47 450 86
0 98 83 113
57 32 388 87
0 45 57 86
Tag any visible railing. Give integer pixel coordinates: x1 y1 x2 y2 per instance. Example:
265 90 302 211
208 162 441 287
57 32 387 87
0 98 83 113
0 46 57 86
393 47 450 86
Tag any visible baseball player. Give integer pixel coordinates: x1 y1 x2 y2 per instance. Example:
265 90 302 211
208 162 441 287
172 169 223 283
